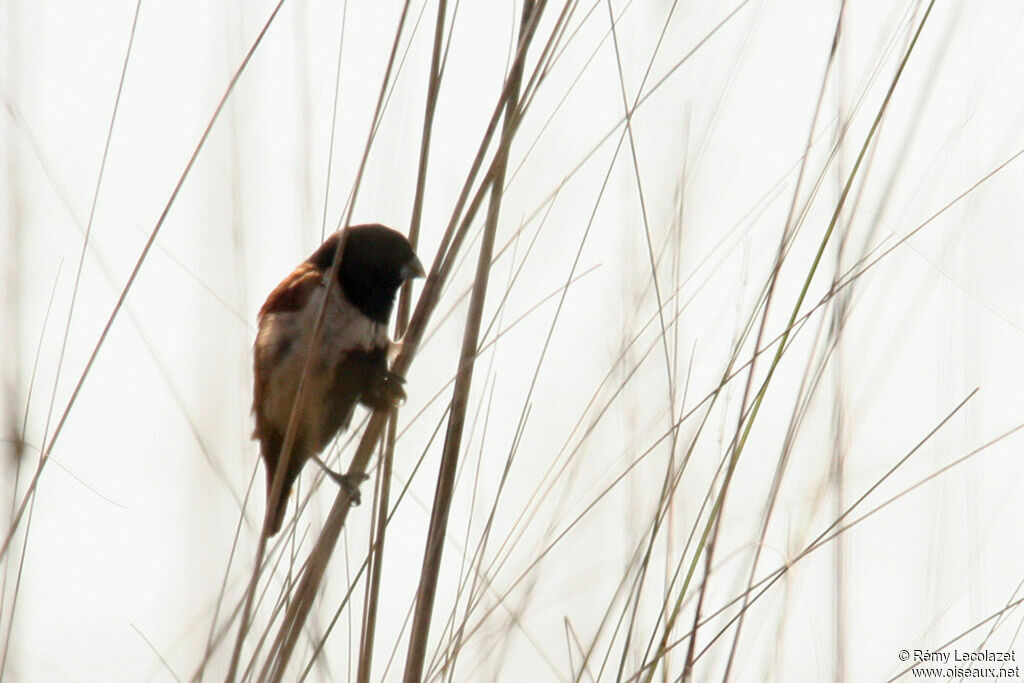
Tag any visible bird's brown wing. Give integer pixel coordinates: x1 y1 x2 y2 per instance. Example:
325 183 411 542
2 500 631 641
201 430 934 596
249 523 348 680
257 262 323 317
253 264 324 535
252 265 322 427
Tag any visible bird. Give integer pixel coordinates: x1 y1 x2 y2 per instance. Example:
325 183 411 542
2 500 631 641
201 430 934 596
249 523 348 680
252 224 424 536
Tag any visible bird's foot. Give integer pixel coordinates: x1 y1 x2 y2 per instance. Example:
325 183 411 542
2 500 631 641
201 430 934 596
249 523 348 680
324 470 369 506
312 456 369 506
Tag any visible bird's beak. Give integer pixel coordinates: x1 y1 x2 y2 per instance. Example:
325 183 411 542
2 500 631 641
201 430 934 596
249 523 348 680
401 255 426 280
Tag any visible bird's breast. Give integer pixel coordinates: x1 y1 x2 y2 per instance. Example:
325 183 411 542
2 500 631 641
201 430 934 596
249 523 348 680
257 282 388 445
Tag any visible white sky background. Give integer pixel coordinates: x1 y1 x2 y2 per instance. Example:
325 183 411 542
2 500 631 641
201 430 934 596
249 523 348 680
3 0 1024 680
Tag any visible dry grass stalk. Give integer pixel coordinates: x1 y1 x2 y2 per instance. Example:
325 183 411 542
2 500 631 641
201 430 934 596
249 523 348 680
402 3 532 680
356 3 449 680
255 4 554 678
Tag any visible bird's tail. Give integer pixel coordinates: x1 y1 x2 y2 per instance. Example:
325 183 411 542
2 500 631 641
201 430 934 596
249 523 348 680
263 472 290 537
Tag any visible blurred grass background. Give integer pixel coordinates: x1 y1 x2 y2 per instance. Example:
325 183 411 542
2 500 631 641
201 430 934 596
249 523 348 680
3 0 1024 680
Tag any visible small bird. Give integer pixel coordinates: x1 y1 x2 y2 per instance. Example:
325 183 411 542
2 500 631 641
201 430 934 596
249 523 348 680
252 224 424 536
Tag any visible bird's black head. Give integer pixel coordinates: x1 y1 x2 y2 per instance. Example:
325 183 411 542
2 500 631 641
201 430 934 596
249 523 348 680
311 224 424 324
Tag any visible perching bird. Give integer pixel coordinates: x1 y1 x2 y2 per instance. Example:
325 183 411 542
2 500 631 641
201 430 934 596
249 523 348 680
252 224 424 536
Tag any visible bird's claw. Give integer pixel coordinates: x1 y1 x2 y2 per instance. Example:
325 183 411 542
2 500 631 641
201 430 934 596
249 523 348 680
325 471 370 506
